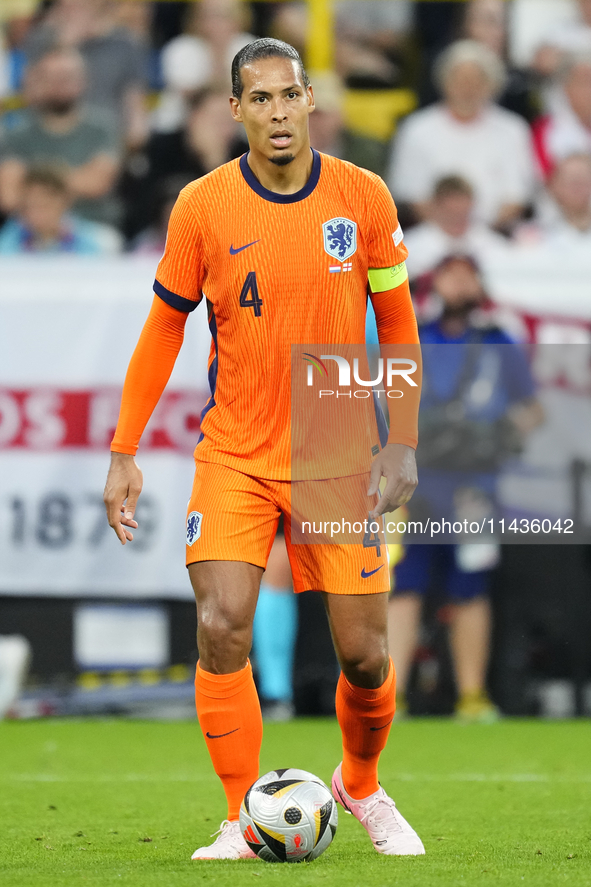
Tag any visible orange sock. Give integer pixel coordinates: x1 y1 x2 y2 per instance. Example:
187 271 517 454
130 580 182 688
195 660 262 821
335 658 396 800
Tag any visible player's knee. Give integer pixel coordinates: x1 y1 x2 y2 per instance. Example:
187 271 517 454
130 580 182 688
339 645 390 689
197 609 252 672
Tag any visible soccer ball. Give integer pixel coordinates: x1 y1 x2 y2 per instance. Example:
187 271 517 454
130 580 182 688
239 768 338 862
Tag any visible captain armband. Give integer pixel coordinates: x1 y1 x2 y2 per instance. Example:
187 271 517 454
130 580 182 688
368 262 408 293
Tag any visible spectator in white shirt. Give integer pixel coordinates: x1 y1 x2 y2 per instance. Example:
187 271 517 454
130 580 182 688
526 0 591 79
515 153 591 247
387 40 536 229
532 53 591 177
153 0 255 133
403 175 506 279
462 0 537 121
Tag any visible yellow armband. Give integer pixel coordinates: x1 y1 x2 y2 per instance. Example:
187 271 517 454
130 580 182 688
368 262 408 293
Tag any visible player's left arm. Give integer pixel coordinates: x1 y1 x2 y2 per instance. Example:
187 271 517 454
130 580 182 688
365 176 422 519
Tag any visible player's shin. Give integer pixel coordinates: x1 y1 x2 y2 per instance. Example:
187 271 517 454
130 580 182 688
335 658 396 799
194 660 262 820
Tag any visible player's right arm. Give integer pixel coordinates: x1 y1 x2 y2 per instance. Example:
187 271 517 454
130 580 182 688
104 296 189 543
104 183 205 544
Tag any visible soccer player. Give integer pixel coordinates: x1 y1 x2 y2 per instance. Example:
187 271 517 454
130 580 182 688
104 38 424 860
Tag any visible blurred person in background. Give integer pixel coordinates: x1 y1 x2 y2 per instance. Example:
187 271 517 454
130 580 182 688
515 152 591 247
525 0 591 82
0 0 40 101
269 1 307 58
461 0 538 122
403 175 505 280
0 635 30 720
113 0 153 44
0 46 122 226
146 87 247 182
152 0 254 133
532 53 591 177
24 0 149 151
388 39 536 231
125 87 247 242
0 164 122 254
388 255 543 722
130 173 190 255
308 70 388 176
333 0 415 88
252 525 296 722
0 27 9 104
269 1 415 89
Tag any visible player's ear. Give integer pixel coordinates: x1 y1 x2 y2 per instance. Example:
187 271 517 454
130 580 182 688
229 95 242 123
307 85 315 114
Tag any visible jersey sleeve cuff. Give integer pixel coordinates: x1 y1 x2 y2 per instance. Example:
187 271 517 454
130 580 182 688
110 443 138 456
387 432 417 449
154 279 200 313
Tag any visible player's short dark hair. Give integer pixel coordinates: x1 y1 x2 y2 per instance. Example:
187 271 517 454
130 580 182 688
433 175 474 201
231 38 310 99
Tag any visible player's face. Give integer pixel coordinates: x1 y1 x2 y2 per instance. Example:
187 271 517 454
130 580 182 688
230 57 314 166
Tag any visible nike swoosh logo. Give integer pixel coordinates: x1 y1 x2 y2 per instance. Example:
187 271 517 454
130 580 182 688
229 240 260 255
361 565 384 579
206 728 240 739
333 783 351 813
370 719 393 731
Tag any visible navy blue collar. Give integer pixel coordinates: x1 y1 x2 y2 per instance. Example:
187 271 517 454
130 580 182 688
239 149 321 203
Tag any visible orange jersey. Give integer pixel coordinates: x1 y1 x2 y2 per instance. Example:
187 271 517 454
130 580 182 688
151 150 417 480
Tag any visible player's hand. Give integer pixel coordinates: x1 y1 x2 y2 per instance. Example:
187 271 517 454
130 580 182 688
103 452 143 545
367 443 417 520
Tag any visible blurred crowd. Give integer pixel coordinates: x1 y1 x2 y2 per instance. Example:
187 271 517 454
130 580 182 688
1 1 590 721
0 0 589 258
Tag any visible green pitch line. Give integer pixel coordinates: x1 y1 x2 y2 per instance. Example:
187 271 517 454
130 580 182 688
1 718 590 887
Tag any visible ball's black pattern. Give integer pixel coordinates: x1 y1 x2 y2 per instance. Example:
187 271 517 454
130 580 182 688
256 779 303 795
284 806 302 824
315 800 334 845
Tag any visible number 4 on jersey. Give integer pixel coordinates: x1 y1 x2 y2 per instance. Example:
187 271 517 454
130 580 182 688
363 519 382 558
239 271 263 317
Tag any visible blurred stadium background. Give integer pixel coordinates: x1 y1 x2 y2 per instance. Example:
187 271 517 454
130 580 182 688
0 0 590 724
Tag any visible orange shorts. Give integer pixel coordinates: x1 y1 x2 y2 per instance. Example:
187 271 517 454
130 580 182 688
186 461 389 595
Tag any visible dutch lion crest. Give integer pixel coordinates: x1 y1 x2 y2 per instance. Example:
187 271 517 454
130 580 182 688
322 217 357 261
186 511 203 545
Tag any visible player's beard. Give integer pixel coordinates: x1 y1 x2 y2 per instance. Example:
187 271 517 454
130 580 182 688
270 153 295 166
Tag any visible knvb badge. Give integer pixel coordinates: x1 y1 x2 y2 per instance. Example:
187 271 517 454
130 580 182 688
323 217 357 262
186 511 203 545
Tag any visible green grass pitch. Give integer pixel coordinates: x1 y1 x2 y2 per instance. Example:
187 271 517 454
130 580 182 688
1 718 590 886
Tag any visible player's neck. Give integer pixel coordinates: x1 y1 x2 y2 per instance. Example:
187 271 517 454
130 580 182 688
246 145 314 195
